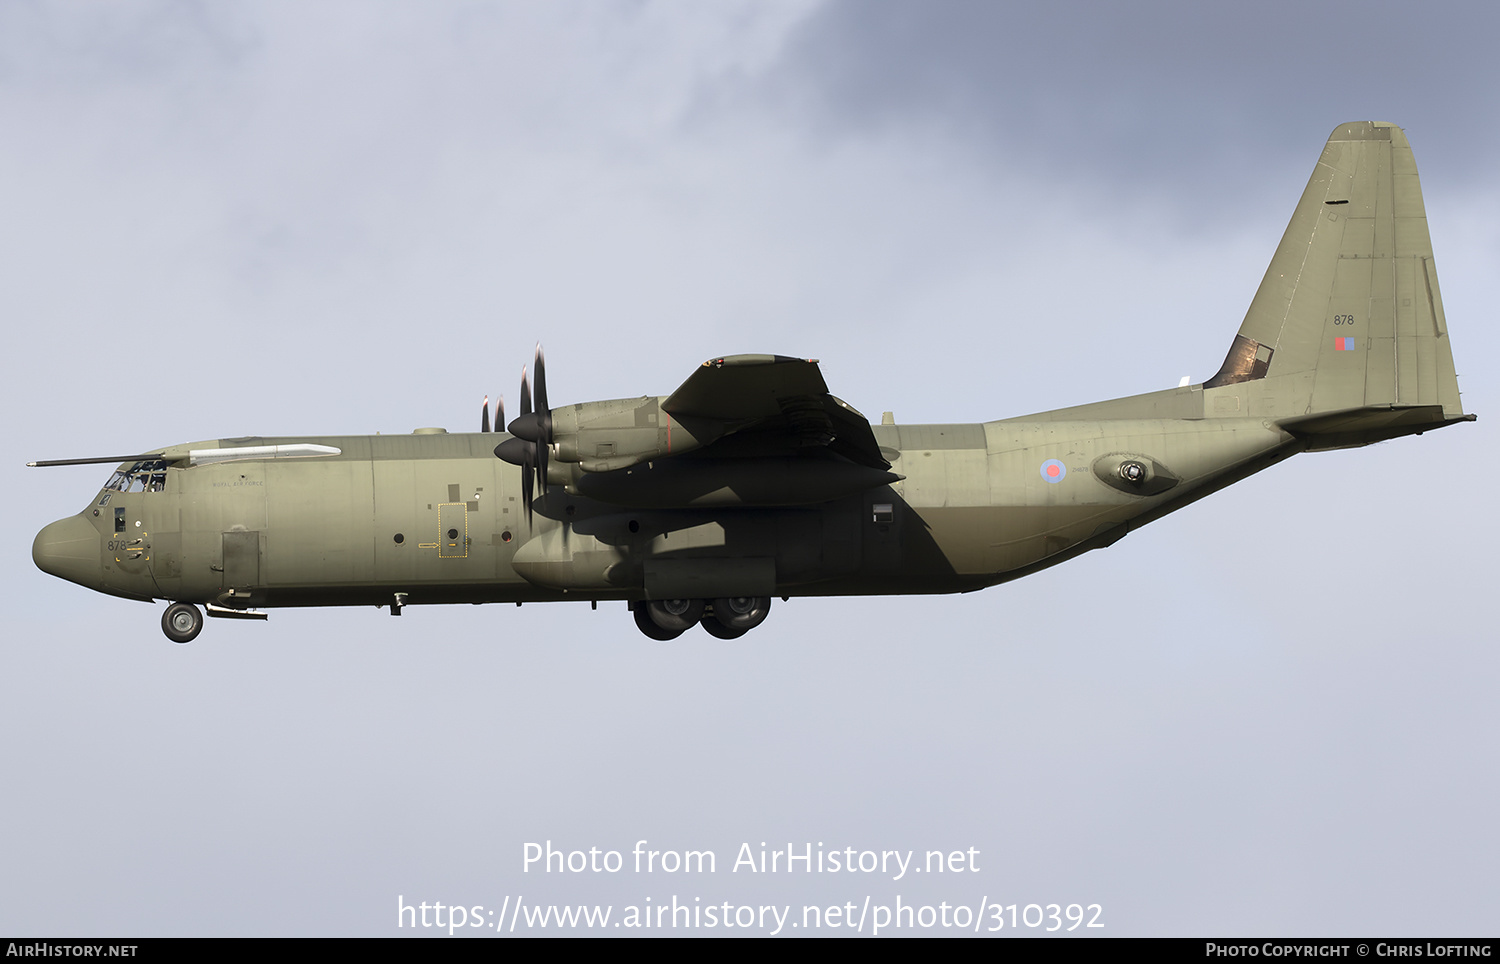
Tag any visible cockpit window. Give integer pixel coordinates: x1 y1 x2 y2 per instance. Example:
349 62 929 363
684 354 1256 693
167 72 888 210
100 460 167 500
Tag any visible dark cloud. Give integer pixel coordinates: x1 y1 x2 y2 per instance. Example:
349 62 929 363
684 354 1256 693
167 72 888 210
756 0 1496 196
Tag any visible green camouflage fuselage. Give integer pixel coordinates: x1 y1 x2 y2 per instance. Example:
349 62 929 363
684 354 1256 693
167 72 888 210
73 387 1326 610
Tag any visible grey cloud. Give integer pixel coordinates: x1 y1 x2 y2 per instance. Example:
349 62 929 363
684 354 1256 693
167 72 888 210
750 0 1498 199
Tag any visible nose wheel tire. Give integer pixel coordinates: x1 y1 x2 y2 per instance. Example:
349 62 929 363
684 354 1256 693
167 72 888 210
162 603 204 644
633 604 686 640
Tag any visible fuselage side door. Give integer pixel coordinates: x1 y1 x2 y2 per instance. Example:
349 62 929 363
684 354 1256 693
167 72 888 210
222 530 261 591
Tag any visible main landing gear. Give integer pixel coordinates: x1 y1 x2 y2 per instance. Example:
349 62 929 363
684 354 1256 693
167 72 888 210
162 602 204 644
633 597 773 640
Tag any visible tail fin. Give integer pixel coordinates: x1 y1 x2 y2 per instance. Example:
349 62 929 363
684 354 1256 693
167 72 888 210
1205 121 1472 444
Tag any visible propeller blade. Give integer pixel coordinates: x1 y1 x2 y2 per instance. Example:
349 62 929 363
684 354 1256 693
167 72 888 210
533 344 548 417
508 367 533 436
531 344 551 502
537 428 548 502
481 395 491 434
535 344 553 448
497 395 505 434
520 448 534 526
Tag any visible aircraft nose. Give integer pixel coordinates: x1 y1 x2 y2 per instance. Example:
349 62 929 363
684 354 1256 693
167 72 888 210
33 514 102 588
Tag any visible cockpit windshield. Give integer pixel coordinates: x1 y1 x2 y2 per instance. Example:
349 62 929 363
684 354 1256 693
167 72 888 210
99 460 167 503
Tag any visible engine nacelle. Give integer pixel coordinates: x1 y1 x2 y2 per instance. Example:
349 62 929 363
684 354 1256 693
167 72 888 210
549 396 718 472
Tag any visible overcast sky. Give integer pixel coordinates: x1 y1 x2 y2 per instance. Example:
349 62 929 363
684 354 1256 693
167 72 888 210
4 0 1497 937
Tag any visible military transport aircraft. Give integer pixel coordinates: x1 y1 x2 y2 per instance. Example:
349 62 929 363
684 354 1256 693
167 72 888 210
31 122 1473 642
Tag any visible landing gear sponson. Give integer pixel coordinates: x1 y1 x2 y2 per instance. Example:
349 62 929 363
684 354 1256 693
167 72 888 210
633 597 772 640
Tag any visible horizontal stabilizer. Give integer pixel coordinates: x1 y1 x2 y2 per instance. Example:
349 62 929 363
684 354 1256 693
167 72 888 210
1280 405 1475 450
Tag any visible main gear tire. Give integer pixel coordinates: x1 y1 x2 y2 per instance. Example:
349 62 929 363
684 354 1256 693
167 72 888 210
645 598 705 633
699 615 748 640
634 605 686 640
711 596 771 633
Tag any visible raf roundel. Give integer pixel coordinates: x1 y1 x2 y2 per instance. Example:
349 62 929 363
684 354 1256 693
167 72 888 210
1040 459 1067 483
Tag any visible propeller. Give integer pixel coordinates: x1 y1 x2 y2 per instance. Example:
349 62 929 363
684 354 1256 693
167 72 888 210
480 394 506 433
494 345 553 525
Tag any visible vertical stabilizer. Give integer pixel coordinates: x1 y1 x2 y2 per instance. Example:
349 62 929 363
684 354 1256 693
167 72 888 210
1205 122 1469 439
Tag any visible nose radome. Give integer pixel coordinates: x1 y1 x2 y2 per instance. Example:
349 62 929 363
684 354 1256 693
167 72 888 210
33 514 102 588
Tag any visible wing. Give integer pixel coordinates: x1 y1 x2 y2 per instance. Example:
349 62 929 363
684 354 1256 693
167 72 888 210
663 355 890 470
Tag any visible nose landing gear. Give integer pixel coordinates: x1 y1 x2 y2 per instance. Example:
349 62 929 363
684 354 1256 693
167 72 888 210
161 602 204 644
